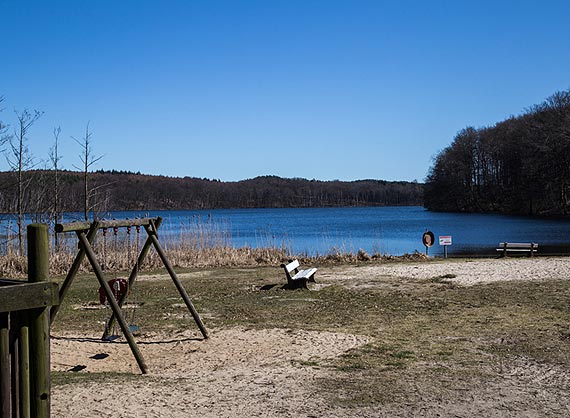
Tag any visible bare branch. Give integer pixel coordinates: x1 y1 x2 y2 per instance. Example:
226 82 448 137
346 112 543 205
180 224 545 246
74 122 104 220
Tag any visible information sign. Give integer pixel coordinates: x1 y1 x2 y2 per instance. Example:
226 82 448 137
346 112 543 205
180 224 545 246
439 236 452 246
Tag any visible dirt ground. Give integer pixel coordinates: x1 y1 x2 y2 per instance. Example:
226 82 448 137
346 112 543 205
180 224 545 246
51 257 570 417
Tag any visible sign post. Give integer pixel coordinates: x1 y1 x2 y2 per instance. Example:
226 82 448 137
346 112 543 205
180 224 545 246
439 235 452 258
422 231 434 255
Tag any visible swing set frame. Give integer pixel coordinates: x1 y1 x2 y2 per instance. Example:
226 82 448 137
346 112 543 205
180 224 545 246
50 217 208 374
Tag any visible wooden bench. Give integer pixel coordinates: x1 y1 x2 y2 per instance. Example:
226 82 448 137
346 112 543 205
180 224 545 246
496 242 538 257
280 259 317 289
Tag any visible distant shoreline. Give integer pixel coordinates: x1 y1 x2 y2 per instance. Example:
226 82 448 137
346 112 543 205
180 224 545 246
0 170 424 213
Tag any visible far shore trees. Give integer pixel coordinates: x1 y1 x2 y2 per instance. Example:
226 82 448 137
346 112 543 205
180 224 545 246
425 89 570 217
0 172 424 213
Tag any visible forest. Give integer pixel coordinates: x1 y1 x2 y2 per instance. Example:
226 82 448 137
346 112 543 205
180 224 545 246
0 170 423 215
424 89 570 216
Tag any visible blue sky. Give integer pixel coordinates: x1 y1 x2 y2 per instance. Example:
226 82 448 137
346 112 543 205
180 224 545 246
1 1 569 182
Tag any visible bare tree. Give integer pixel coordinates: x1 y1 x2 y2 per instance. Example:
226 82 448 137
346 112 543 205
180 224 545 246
7 109 42 254
73 123 103 220
0 96 10 158
50 126 62 247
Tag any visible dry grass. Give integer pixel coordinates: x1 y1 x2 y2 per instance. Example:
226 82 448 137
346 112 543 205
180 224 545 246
0 221 429 278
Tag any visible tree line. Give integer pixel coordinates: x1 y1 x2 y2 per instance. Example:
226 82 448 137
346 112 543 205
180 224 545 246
0 171 423 213
425 89 570 216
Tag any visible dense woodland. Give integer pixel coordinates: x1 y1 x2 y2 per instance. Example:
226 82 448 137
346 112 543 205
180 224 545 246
0 171 423 215
425 89 570 216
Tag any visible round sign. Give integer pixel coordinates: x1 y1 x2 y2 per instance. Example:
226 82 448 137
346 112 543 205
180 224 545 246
422 231 435 247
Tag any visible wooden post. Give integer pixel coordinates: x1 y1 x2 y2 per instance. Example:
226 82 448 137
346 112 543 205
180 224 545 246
0 313 10 418
50 224 98 322
145 219 209 339
76 229 149 374
27 224 50 418
18 314 30 418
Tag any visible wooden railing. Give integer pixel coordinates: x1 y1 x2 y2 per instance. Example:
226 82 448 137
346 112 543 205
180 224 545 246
0 224 59 418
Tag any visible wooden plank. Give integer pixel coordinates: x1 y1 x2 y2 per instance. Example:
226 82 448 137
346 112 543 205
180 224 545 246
498 243 538 248
0 283 59 313
18 313 30 418
0 279 25 287
283 260 299 273
9 313 19 418
56 217 155 233
495 248 537 252
0 312 10 418
292 268 317 280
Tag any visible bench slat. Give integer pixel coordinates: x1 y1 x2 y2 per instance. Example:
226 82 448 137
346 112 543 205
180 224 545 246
498 243 538 248
292 268 317 281
496 242 538 257
495 248 537 252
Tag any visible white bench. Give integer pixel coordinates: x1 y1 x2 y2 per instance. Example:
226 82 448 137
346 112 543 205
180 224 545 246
280 259 317 289
496 242 538 257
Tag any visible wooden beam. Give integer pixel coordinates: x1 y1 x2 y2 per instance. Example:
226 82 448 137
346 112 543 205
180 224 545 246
145 219 209 339
76 229 149 374
50 222 98 322
27 224 51 418
56 218 155 233
0 283 59 314
103 218 163 339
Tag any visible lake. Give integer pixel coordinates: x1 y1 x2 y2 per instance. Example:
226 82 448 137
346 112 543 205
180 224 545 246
9 206 570 257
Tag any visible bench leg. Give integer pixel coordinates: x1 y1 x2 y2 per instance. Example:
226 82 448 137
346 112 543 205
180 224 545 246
285 279 309 290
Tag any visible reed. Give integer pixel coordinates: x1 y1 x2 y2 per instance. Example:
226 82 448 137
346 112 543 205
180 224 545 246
0 217 429 278
0 218 290 277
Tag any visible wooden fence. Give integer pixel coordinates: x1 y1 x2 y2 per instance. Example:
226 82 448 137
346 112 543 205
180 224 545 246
0 224 58 418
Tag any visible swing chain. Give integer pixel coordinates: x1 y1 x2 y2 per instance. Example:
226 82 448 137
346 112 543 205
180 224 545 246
102 227 108 270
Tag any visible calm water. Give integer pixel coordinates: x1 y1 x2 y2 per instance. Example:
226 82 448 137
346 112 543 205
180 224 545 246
8 206 570 257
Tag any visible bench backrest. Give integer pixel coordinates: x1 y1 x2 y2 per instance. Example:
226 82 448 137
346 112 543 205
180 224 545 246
281 259 300 273
499 242 538 248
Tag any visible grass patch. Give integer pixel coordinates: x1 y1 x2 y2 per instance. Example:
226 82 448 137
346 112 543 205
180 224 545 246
49 262 570 410
51 371 137 387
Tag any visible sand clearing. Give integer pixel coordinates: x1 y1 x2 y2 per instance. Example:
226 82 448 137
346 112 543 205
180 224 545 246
321 256 570 286
51 257 570 417
52 328 371 417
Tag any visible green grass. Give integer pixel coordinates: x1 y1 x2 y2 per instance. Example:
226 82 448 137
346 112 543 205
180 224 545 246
49 262 570 410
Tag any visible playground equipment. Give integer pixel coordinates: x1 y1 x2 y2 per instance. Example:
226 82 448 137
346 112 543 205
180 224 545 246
0 224 58 418
50 217 208 374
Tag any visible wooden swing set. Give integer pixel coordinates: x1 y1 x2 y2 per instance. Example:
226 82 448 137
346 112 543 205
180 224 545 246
50 217 208 374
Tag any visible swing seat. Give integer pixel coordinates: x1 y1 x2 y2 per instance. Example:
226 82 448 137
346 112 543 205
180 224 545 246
104 324 140 341
103 335 121 342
